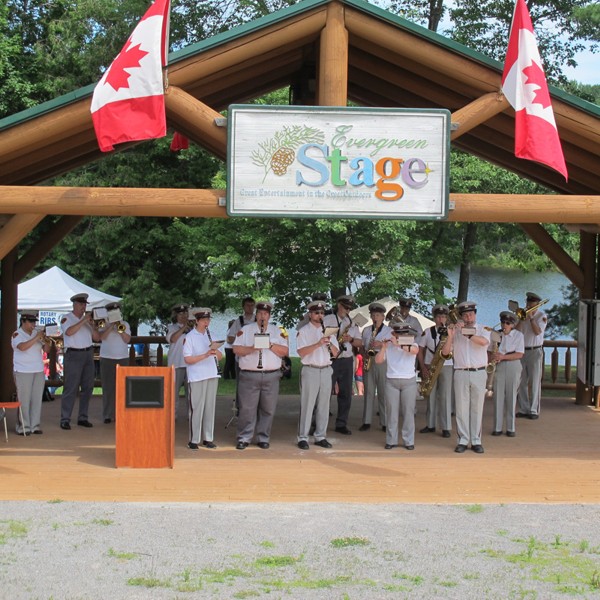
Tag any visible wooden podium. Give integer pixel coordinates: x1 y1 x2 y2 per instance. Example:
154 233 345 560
115 366 175 468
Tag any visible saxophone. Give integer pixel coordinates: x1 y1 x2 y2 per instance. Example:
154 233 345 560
364 325 379 372
419 326 452 397
336 319 352 355
485 330 502 398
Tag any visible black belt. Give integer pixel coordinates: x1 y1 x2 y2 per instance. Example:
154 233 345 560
455 367 485 371
66 346 92 352
525 346 542 350
240 369 279 374
305 364 331 369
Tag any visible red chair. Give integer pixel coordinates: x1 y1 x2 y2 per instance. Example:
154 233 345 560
0 402 25 442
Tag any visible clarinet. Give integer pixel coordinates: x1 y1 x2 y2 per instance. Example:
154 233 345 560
206 327 220 372
257 319 265 369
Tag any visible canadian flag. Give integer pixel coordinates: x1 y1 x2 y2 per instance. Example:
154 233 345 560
501 0 568 181
91 0 170 152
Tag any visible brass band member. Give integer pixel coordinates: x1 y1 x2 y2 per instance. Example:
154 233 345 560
233 302 288 450
166 303 192 418
387 297 424 337
418 304 453 438
59 293 100 430
98 302 131 424
12 312 49 435
516 292 547 420
376 323 420 450
296 300 340 450
359 302 391 432
182 308 222 451
442 300 491 454
323 294 362 435
491 311 524 437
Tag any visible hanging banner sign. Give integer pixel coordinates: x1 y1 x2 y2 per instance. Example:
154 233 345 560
227 105 450 220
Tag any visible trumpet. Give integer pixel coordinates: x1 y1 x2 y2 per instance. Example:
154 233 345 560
116 322 127 334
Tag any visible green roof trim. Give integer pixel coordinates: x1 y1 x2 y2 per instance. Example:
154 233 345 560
1 0 598 133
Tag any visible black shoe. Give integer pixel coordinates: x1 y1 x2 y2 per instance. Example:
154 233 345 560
404 445 415 450
455 444 467 453
506 431 516 437
297 440 309 450
516 412 527 418
257 442 270 450
104 418 112 424
358 423 370 432
236 441 249 450
33 430 43 435
60 421 71 430
442 430 451 438
382 426 386 432
16 431 26 436
491 431 502 436
472 444 485 454
335 426 352 435
528 414 539 420
314 439 332 448
203 441 217 449
419 426 435 434
187 442 199 451
77 420 93 428
384 444 397 450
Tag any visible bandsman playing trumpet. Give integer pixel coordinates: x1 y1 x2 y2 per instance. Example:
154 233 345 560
387 298 424 337
12 312 49 435
418 304 453 438
491 311 524 437
442 301 491 454
233 302 288 450
59 293 100 430
98 302 131 424
359 302 391 432
516 292 548 420
376 323 420 451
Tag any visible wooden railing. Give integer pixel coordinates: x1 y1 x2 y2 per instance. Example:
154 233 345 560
542 339 576 391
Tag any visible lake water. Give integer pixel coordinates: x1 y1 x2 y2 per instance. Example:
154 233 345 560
160 267 573 359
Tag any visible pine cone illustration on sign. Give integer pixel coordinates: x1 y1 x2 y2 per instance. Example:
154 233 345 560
252 126 325 182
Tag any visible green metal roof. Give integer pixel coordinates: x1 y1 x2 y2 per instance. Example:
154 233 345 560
0 0 598 133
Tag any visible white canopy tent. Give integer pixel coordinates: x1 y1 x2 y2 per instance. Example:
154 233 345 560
17 266 120 313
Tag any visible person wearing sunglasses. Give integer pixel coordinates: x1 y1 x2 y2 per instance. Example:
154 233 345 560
491 311 524 438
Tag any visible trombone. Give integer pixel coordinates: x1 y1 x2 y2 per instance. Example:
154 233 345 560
508 298 549 321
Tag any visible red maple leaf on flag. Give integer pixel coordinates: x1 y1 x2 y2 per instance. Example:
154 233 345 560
105 40 149 91
522 62 552 109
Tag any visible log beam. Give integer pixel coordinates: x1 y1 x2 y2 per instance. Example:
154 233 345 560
317 3 348 106
164 87 227 160
519 223 584 289
2 188 600 224
0 249 18 401
451 92 510 140
0 214 45 260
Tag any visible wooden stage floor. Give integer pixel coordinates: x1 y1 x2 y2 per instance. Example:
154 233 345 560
1 393 599 504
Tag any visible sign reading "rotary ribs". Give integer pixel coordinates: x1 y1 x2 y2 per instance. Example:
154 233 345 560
227 105 450 220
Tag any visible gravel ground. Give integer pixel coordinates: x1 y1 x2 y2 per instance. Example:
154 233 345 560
2 502 600 599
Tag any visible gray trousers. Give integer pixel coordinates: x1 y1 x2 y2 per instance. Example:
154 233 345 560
363 359 386 427
494 360 522 433
174 366 188 417
236 370 281 444
188 378 217 444
384 376 418 447
100 357 129 421
454 369 486 446
424 365 453 431
61 348 94 423
14 371 44 433
298 365 332 442
518 347 543 416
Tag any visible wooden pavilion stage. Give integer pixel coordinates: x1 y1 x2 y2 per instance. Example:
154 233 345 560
1 393 599 504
